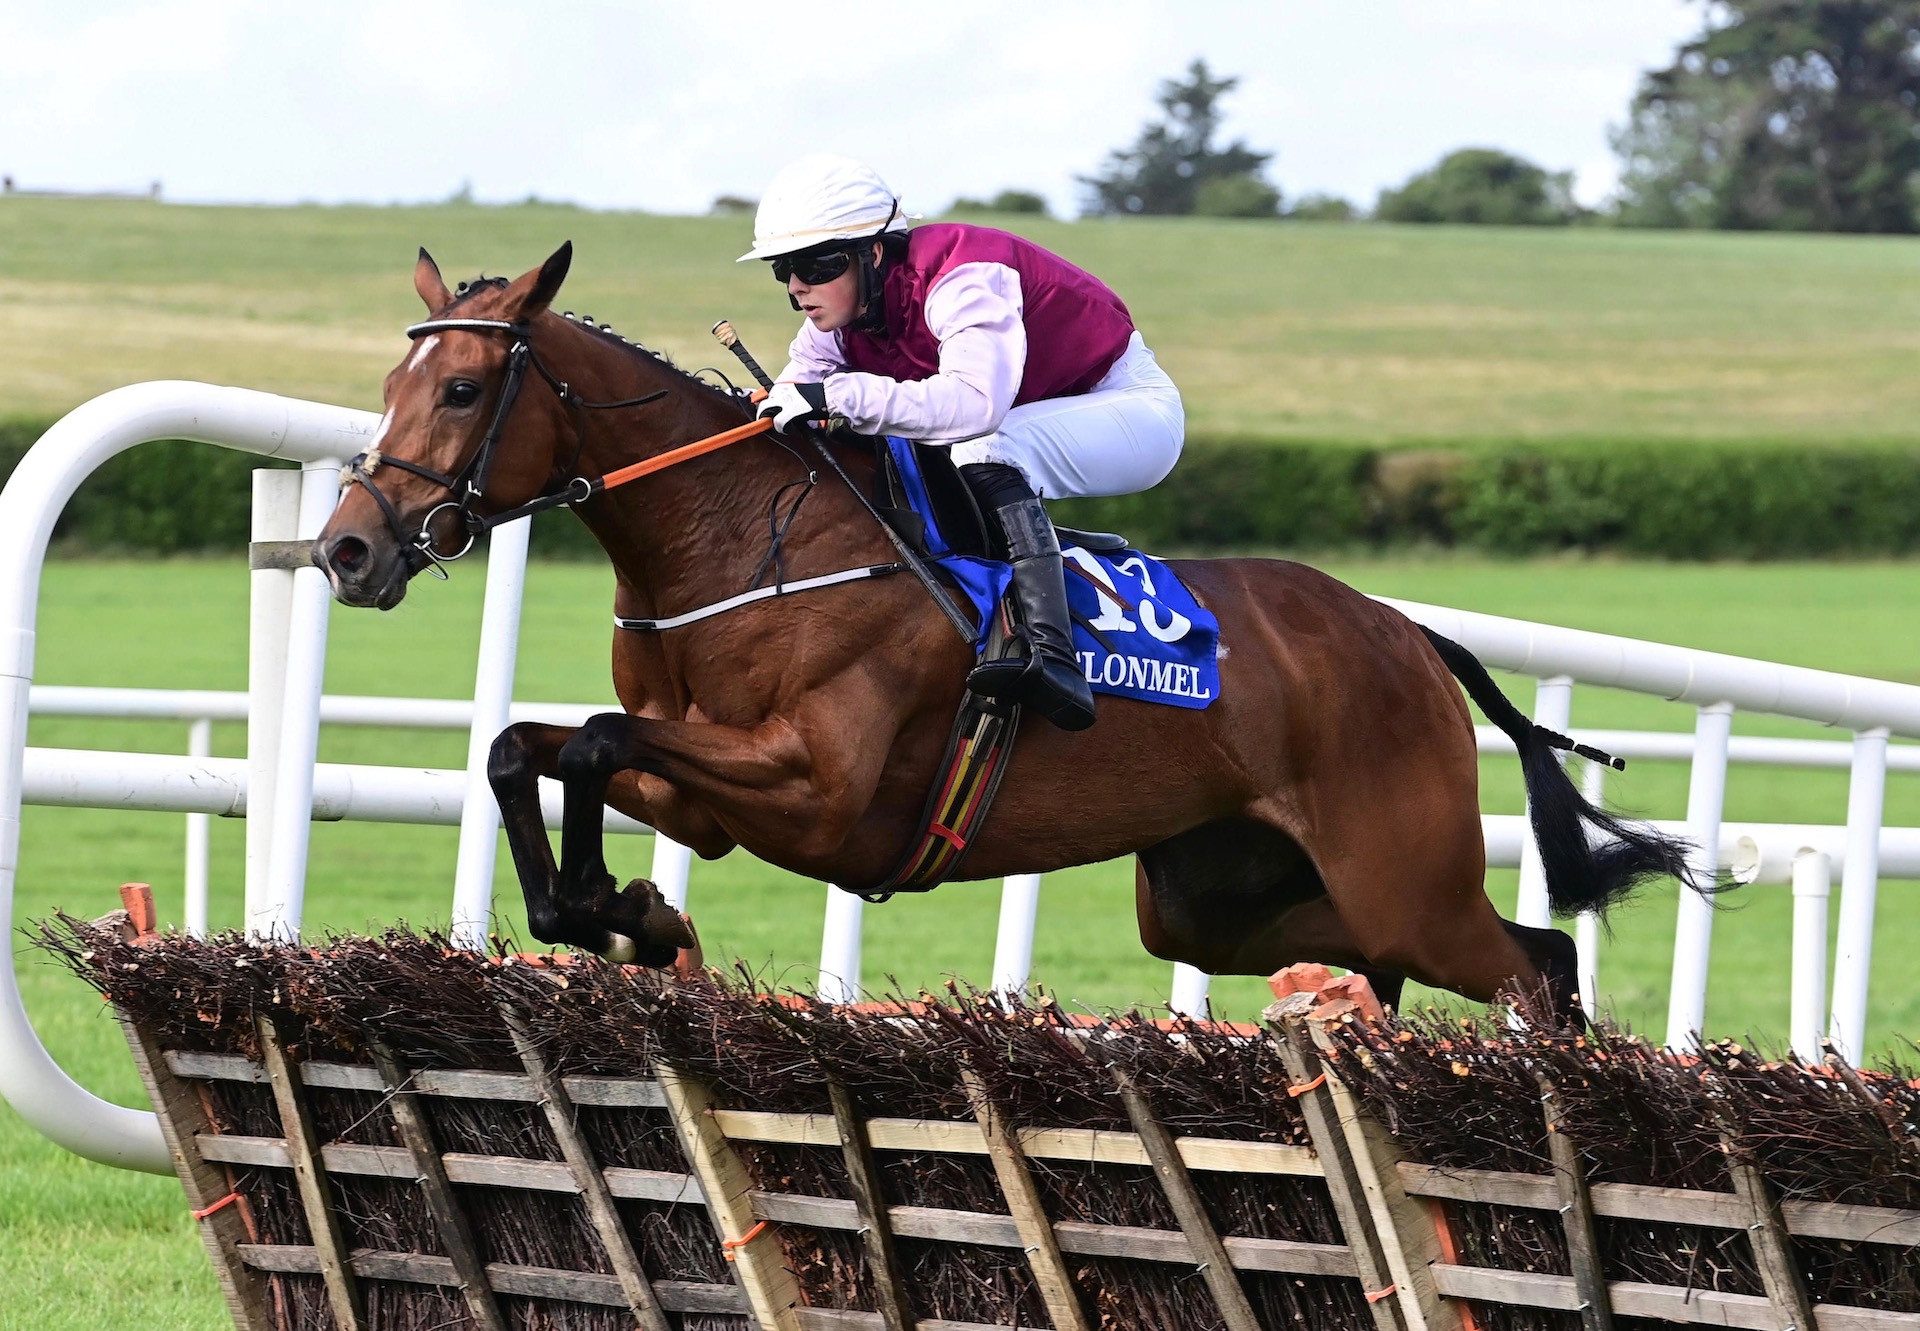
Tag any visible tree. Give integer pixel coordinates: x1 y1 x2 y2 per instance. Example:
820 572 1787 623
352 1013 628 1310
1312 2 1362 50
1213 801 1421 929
1193 175 1280 218
951 189 1050 216
1079 60 1278 216
1287 192 1358 222
1612 1 1920 233
1376 149 1581 225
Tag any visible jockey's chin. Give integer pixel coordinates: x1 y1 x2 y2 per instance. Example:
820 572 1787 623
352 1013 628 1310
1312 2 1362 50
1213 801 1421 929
789 270 861 333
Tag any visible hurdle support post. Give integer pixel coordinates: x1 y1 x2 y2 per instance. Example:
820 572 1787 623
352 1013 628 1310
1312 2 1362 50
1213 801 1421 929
1272 1002 1461 1331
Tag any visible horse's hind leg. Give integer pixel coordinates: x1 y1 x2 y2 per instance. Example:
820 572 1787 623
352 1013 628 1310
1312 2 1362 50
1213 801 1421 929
1500 919 1585 1027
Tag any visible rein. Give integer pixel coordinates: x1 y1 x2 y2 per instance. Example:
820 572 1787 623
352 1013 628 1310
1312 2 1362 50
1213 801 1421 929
350 312 977 642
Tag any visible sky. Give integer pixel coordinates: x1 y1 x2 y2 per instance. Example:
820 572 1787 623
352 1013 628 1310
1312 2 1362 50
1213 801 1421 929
4 1 1706 216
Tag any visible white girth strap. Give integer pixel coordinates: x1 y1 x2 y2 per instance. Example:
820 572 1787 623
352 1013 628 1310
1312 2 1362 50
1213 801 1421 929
613 563 905 634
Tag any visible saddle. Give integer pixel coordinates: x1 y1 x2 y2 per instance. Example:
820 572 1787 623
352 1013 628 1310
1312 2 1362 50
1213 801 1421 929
870 439 1130 561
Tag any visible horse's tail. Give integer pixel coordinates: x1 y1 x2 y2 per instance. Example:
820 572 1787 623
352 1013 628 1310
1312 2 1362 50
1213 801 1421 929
1420 627 1703 917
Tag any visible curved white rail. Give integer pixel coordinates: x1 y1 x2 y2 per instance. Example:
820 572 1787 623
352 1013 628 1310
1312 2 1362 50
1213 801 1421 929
1387 599 1920 739
0 383 376 1173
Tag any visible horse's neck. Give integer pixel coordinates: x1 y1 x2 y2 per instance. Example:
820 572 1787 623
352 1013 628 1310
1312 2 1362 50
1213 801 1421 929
575 384 886 626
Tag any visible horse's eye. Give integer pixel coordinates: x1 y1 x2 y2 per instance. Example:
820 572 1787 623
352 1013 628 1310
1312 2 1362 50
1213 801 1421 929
444 379 482 408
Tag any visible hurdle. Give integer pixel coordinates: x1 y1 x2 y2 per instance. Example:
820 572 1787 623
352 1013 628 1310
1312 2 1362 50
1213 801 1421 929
54 909 1920 1331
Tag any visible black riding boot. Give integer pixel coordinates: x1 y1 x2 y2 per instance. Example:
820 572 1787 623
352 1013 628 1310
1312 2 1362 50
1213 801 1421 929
961 465 1096 732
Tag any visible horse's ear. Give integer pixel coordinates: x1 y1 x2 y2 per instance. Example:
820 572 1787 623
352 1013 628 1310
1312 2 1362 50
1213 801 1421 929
508 241 573 319
414 248 452 311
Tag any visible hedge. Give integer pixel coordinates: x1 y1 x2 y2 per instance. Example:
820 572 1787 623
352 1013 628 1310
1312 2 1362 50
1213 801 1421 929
5 414 1918 559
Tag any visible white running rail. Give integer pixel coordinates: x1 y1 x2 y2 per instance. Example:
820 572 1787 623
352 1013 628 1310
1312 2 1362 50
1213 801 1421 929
1 383 1915 1176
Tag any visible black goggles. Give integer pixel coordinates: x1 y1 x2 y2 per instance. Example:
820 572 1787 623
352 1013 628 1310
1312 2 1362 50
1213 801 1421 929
770 247 856 286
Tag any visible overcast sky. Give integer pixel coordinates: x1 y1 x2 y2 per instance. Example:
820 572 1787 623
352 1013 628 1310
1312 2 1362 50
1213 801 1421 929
6 1 1704 216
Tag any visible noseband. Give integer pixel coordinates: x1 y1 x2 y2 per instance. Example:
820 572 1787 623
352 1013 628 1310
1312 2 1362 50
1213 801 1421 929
342 317 669 577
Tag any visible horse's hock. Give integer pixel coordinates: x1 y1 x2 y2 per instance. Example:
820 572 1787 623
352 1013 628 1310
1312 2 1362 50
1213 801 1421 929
51 902 1919 1331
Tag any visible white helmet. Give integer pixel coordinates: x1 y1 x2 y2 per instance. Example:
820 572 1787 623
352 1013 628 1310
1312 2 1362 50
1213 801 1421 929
737 154 914 262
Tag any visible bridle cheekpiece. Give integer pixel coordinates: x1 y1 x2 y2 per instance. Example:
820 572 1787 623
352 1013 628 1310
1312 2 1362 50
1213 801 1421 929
341 315 669 577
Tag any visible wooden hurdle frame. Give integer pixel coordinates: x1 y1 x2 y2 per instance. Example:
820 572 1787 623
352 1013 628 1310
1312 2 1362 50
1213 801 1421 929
105 898 1920 1331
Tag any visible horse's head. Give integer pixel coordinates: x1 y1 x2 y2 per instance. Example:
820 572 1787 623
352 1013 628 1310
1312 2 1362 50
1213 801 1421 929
318 243 581 609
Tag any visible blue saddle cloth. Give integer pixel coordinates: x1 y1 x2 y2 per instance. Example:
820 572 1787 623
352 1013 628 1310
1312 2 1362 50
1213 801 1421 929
887 438 1220 711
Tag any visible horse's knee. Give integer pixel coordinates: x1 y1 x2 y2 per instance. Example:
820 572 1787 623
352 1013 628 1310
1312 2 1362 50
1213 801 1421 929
556 713 641 784
488 722 545 795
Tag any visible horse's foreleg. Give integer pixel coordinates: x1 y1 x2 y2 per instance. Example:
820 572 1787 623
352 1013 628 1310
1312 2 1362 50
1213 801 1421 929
487 721 574 946
553 710 847 961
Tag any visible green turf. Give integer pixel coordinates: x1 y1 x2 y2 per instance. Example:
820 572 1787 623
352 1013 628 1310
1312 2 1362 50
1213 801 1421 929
3 552 1917 1325
7 197 1920 445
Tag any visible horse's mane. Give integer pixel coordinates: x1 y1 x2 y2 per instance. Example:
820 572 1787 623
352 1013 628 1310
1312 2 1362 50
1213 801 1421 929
449 274 753 414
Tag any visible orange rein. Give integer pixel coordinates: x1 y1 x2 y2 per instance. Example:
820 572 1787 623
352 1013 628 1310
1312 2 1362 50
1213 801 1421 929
596 417 774 493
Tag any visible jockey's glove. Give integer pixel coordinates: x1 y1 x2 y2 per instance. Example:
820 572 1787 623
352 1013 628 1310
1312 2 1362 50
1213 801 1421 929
758 380 831 431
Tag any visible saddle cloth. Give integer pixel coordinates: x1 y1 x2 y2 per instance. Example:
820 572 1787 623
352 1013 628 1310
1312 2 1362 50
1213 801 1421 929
883 437 1220 711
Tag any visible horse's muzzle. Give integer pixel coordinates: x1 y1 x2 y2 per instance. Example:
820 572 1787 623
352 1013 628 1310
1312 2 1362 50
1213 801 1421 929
318 532 409 610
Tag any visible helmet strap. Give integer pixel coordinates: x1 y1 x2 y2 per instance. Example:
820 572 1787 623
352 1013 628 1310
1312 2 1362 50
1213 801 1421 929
852 242 887 334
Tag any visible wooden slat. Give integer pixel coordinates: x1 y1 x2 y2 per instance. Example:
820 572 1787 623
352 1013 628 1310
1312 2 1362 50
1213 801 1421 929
116 1011 279 1331
749 1191 1358 1276
827 1076 916 1331
196 1133 704 1204
794 1311 1033 1331
656 1060 804 1330
500 1003 672 1331
1275 1023 1413 1331
235 1244 745 1314
367 1039 510 1331
713 1106 1318 1175
1779 1200 1920 1246
960 1067 1092 1331
1107 1061 1262 1331
1720 1127 1816 1331
168 1049 667 1107
1397 1162 1920 1246
257 1015 365 1331
1430 1266 1920 1331
1539 1077 1614 1331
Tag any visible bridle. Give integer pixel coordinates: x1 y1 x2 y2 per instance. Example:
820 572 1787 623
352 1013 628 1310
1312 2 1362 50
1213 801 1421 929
341 316 670 577
345 311 978 643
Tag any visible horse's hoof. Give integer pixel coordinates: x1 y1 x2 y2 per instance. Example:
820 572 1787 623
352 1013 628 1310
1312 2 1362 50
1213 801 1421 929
621 878 696 950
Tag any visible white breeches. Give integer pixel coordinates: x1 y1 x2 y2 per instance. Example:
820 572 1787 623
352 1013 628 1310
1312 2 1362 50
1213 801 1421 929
948 332 1184 500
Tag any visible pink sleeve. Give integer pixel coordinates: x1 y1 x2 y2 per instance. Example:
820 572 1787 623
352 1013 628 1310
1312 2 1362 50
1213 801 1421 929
773 320 843 383
822 262 1025 443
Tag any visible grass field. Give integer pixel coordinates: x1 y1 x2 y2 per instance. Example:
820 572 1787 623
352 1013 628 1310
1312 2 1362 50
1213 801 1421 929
3 553 1917 1327
7 197 1920 445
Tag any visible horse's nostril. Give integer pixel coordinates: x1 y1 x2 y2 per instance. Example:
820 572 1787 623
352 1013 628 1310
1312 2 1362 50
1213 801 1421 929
327 535 370 576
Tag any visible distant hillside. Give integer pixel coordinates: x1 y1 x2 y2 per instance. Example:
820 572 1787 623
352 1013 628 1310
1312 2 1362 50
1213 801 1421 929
3 197 1919 447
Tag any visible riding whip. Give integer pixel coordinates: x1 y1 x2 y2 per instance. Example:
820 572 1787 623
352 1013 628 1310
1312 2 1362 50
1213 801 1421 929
711 320 978 643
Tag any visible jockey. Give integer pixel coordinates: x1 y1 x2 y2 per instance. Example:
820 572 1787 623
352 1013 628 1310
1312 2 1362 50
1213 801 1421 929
747 154 1184 732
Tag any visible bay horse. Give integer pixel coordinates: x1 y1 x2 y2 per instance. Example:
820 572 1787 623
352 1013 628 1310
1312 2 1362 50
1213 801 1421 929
316 243 1695 1023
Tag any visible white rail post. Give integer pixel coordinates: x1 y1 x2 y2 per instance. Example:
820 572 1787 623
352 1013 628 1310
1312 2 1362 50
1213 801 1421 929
991 873 1043 992
818 885 864 1004
1169 963 1211 1020
1575 757 1607 1018
449 521 531 951
650 836 693 911
1828 727 1889 1063
184 717 212 938
258 461 342 940
1789 848 1832 1061
244 468 302 931
1665 700 1733 1050
1514 675 1574 928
